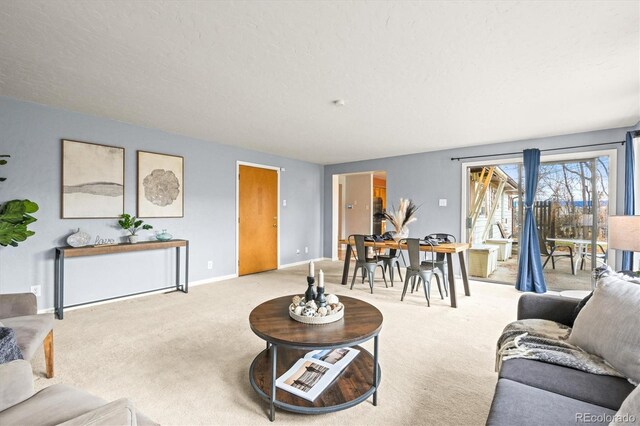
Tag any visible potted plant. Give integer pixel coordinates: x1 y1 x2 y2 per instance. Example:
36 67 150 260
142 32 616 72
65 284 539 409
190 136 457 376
379 198 419 241
117 214 152 243
0 155 39 247
0 199 39 247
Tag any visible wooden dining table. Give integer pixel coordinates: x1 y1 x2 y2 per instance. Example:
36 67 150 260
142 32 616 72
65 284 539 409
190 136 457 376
338 239 471 308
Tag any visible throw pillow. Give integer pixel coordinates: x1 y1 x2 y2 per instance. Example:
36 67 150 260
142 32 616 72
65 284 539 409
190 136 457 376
568 274 640 385
611 385 640 425
569 292 592 327
0 327 23 364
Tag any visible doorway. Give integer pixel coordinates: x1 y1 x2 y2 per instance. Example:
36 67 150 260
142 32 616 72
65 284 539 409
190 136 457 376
237 163 279 276
332 171 387 260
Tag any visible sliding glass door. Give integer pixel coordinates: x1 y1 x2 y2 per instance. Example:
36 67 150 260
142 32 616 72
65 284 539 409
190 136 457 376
464 153 611 292
536 157 609 291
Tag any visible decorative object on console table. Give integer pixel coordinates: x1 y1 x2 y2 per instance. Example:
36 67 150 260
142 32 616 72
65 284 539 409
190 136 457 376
61 139 124 219
117 213 152 244
608 215 640 273
155 229 173 241
137 151 184 218
94 235 116 246
378 198 419 241
66 229 91 247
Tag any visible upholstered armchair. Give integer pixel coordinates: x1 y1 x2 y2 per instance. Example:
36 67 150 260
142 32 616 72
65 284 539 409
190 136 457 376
0 293 53 378
0 359 157 425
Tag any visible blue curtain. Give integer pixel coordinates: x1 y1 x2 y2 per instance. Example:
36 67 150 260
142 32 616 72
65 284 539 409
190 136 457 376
622 132 636 270
516 149 547 292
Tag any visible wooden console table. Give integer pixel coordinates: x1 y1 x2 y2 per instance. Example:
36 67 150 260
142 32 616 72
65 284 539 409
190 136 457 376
54 239 189 319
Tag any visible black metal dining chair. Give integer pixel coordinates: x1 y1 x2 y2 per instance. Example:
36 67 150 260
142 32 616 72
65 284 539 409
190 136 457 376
423 233 456 297
400 238 444 306
377 248 403 286
348 234 388 293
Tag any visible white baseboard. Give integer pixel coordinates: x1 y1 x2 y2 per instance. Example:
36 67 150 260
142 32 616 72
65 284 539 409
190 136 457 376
188 273 238 287
279 257 330 269
38 273 239 314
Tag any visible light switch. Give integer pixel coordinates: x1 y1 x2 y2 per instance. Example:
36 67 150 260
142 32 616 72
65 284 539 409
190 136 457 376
282 200 287 207
439 199 447 207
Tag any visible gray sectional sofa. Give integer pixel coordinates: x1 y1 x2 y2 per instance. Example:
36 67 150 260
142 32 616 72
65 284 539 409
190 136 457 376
0 359 158 425
486 294 636 426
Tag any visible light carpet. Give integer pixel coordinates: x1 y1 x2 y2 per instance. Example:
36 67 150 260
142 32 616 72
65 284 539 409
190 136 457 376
32 260 521 425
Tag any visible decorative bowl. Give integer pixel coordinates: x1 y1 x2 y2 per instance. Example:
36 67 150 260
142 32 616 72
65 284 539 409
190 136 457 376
289 302 344 325
156 229 173 241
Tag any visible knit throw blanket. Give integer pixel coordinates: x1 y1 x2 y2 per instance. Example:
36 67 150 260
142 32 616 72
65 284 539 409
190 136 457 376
496 319 623 378
0 327 23 364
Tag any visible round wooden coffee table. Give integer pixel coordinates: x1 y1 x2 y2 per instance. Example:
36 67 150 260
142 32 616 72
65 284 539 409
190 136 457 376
249 295 383 421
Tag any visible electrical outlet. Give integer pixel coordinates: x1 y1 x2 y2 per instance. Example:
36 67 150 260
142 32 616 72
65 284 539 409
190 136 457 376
30 285 41 297
207 261 213 270
439 199 447 207
304 247 309 254
296 249 300 255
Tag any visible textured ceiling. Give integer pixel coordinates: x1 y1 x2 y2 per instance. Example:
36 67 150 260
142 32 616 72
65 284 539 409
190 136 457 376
0 1 638 164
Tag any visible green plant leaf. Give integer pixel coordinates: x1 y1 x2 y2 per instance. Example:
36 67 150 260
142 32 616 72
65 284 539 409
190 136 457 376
0 200 38 247
23 200 39 213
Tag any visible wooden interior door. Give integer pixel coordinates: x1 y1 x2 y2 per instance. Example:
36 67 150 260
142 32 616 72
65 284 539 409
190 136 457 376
238 165 278 275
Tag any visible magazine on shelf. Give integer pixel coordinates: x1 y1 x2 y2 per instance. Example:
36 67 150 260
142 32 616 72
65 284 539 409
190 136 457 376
275 347 360 402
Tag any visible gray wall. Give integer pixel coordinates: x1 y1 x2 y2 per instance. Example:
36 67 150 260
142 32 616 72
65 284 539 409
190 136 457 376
323 124 640 264
0 97 324 310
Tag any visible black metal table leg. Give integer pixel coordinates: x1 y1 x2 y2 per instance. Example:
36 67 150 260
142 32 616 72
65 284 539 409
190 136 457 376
176 247 181 291
185 241 189 293
270 344 277 421
59 251 65 319
54 249 60 319
373 334 379 406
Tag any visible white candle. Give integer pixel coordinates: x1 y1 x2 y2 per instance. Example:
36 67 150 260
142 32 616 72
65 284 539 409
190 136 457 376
319 270 324 288
309 261 315 277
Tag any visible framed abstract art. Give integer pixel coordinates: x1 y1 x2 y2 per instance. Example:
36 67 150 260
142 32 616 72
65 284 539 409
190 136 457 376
137 150 184 218
61 139 124 218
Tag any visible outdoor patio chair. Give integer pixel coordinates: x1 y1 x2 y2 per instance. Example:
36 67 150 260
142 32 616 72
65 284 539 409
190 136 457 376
579 244 608 270
539 237 575 275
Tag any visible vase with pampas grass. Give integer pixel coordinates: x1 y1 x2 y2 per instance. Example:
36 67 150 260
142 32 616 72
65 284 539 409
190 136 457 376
381 198 419 241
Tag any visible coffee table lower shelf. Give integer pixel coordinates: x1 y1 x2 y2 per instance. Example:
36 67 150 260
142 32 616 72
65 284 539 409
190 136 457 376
249 345 381 415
